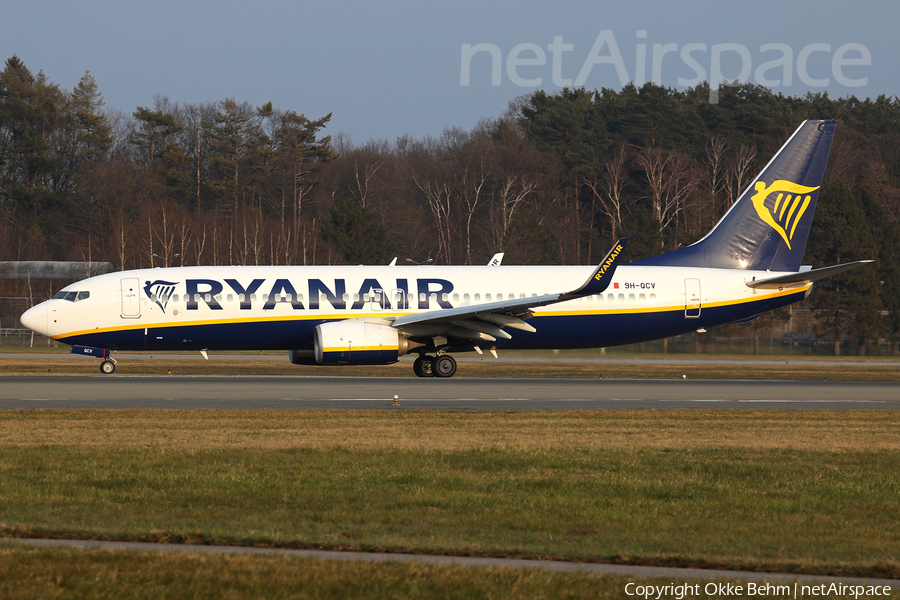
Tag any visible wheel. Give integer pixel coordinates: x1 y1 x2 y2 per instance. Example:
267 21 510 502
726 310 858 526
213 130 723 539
413 356 434 378
432 355 457 378
100 360 116 375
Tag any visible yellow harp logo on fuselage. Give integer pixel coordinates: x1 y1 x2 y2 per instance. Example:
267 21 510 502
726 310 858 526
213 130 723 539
750 180 819 249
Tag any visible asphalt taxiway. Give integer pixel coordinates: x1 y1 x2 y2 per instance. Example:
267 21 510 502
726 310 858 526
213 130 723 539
1 375 898 410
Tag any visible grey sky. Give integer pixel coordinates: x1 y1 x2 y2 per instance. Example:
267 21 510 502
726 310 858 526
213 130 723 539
2 0 897 144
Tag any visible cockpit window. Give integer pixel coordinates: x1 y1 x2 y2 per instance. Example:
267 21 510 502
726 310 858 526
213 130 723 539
53 291 90 302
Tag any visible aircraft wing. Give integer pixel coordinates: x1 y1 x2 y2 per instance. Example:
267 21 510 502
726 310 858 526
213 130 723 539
390 239 628 342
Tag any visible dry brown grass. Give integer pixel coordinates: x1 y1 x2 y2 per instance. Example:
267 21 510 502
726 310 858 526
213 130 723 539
1 409 897 452
2 353 900 380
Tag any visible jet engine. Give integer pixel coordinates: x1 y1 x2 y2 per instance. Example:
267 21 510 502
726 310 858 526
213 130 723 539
313 321 420 365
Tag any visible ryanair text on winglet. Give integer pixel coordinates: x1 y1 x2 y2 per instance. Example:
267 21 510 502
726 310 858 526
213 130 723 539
594 243 624 281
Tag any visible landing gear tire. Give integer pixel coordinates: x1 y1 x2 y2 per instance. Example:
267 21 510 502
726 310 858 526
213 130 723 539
432 355 457 378
413 356 434 378
100 360 116 375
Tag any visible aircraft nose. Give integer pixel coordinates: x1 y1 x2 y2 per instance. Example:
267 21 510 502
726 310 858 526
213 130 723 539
20 303 49 336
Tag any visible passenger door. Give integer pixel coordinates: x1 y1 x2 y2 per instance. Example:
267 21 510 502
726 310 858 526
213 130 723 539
121 277 141 318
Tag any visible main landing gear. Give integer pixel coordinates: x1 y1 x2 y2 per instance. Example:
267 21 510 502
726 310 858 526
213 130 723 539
100 359 116 374
413 354 457 378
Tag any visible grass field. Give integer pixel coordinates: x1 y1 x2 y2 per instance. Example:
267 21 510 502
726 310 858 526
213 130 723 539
1 410 898 590
0 543 714 600
2 352 898 598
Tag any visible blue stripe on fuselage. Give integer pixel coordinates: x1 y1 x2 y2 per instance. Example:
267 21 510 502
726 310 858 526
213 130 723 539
57 290 806 352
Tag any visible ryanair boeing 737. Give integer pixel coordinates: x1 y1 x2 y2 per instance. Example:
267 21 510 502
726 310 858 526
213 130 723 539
20 120 871 377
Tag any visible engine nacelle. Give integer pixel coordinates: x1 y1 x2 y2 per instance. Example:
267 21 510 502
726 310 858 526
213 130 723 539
287 349 318 365
314 321 418 365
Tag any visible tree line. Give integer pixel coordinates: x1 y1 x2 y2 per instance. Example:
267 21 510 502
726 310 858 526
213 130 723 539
2 55 899 352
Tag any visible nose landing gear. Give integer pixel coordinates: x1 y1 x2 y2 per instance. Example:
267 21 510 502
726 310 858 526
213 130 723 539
70 345 117 374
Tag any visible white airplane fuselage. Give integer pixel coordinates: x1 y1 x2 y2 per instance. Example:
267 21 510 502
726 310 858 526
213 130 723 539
25 263 809 354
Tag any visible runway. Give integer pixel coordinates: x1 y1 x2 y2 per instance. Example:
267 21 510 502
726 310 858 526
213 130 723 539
2 375 899 409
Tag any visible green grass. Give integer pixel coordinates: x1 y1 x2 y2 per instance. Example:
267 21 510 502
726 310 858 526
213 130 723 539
4 445 898 577
1 410 898 581
0 543 768 600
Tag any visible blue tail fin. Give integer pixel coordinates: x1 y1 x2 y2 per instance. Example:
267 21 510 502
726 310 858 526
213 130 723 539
632 119 836 271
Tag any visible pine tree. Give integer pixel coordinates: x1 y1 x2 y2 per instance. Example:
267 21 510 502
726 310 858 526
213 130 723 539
0 55 65 221
321 198 395 264
68 71 112 171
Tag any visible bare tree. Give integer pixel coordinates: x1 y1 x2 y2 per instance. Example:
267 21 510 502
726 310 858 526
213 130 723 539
350 159 383 210
636 148 700 237
584 141 629 242
489 174 536 250
704 137 728 207
725 144 757 208
413 172 454 265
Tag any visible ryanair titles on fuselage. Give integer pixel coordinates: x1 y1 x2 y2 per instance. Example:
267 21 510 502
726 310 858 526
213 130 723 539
146 277 458 313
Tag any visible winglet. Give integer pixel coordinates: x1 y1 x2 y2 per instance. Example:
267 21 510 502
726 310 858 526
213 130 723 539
569 238 629 297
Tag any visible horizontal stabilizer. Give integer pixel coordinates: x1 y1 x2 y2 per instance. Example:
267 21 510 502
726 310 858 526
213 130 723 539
746 260 874 289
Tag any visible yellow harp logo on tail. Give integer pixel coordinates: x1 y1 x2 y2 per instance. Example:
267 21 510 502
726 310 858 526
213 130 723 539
750 180 820 249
